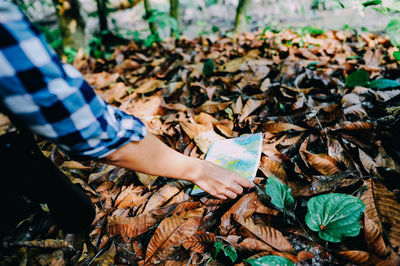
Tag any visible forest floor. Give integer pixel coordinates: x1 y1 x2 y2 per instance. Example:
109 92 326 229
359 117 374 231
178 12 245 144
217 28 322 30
1 29 400 265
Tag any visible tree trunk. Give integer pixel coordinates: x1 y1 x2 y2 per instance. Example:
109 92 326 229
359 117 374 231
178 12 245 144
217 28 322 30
234 0 250 33
53 0 86 50
169 0 179 37
143 0 158 36
96 0 108 33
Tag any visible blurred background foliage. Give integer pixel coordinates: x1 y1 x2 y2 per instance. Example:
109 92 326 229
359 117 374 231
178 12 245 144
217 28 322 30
11 0 400 61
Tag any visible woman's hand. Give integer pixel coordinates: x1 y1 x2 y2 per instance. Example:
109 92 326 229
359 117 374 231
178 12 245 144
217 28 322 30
104 133 254 199
188 160 254 199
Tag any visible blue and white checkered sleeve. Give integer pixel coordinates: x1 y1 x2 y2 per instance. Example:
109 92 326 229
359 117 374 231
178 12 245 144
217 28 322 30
0 0 146 159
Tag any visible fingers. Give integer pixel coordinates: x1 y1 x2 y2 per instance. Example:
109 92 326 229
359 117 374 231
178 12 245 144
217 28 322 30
234 175 255 188
215 194 227 200
223 189 238 199
228 182 243 194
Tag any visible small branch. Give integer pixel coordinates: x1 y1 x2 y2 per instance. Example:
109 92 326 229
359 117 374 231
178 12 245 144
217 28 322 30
187 251 195 266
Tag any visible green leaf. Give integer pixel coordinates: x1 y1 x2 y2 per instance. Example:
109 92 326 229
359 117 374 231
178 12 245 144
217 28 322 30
265 176 294 210
345 70 370 88
305 193 365 243
223 245 238 263
213 241 223 257
300 26 324 35
224 107 234 120
336 0 345 8
394 51 400 61
386 18 400 46
245 255 295 266
368 79 400 89
144 34 157 47
362 0 382 7
203 59 215 76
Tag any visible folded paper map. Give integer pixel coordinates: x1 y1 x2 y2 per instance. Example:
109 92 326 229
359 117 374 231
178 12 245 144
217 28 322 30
191 132 263 195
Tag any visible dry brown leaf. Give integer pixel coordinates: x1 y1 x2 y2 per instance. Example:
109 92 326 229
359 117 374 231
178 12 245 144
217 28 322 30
108 213 157 238
344 104 368 117
233 215 294 253
169 202 200 215
33 250 64 266
361 179 400 254
141 180 189 214
194 100 232 113
165 190 190 207
179 121 209 139
145 216 200 264
302 151 340 176
238 238 275 252
364 216 388 257
60 161 90 171
338 250 384 265
114 184 134 207
134 79 165 94
333 121 376 131
94 242 116 266
194 112 218 125
239 99 265 123
263 122 305 134
358 149 377 173
259 156 287 183
136 172 158 189
194 129 225 153
96 180 114 193
216 123 235 137
182 231 216 253
232 96 243 114
117 194 147 209
16 239 72 249
220 192 258 235
88 165 117 184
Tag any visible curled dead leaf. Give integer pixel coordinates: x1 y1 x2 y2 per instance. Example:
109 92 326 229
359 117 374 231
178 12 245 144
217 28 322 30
233 215 294 253
194 101 232 113
361 179 400 254
220 192 258 235
145 216 200 264
302 151 340 176
263 122 306 134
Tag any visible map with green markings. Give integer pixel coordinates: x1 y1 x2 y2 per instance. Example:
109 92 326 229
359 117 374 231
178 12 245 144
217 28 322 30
191 133 263 195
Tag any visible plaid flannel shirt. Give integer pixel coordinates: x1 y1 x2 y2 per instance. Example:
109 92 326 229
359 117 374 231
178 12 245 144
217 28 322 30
0 0 146 159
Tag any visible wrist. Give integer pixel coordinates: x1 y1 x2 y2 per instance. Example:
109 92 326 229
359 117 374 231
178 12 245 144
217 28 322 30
182 157 204 183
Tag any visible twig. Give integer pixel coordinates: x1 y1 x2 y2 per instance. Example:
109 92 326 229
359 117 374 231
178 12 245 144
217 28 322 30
87 247 106 266
307 237 317 252
295 215 312 241
187 251 195 266
114 241 136 256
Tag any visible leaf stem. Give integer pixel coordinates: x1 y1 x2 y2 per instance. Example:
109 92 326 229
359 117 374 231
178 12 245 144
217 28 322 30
307 237 317 252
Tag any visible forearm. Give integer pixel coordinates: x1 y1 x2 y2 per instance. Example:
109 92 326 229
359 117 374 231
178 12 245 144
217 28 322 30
103 134 201 182
102 133 254 199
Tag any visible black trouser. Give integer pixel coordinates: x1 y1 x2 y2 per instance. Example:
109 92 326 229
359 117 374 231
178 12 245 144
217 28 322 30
0 131 95 235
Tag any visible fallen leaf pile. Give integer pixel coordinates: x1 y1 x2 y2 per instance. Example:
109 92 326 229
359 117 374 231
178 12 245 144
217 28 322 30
1 29 400 265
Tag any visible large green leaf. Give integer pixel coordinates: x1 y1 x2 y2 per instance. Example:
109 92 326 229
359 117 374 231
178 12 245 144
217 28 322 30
265 176 294 210
386 18 400 47
368 79 400 89
305 193 365 243
345 70 370 88
245 255 295 266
